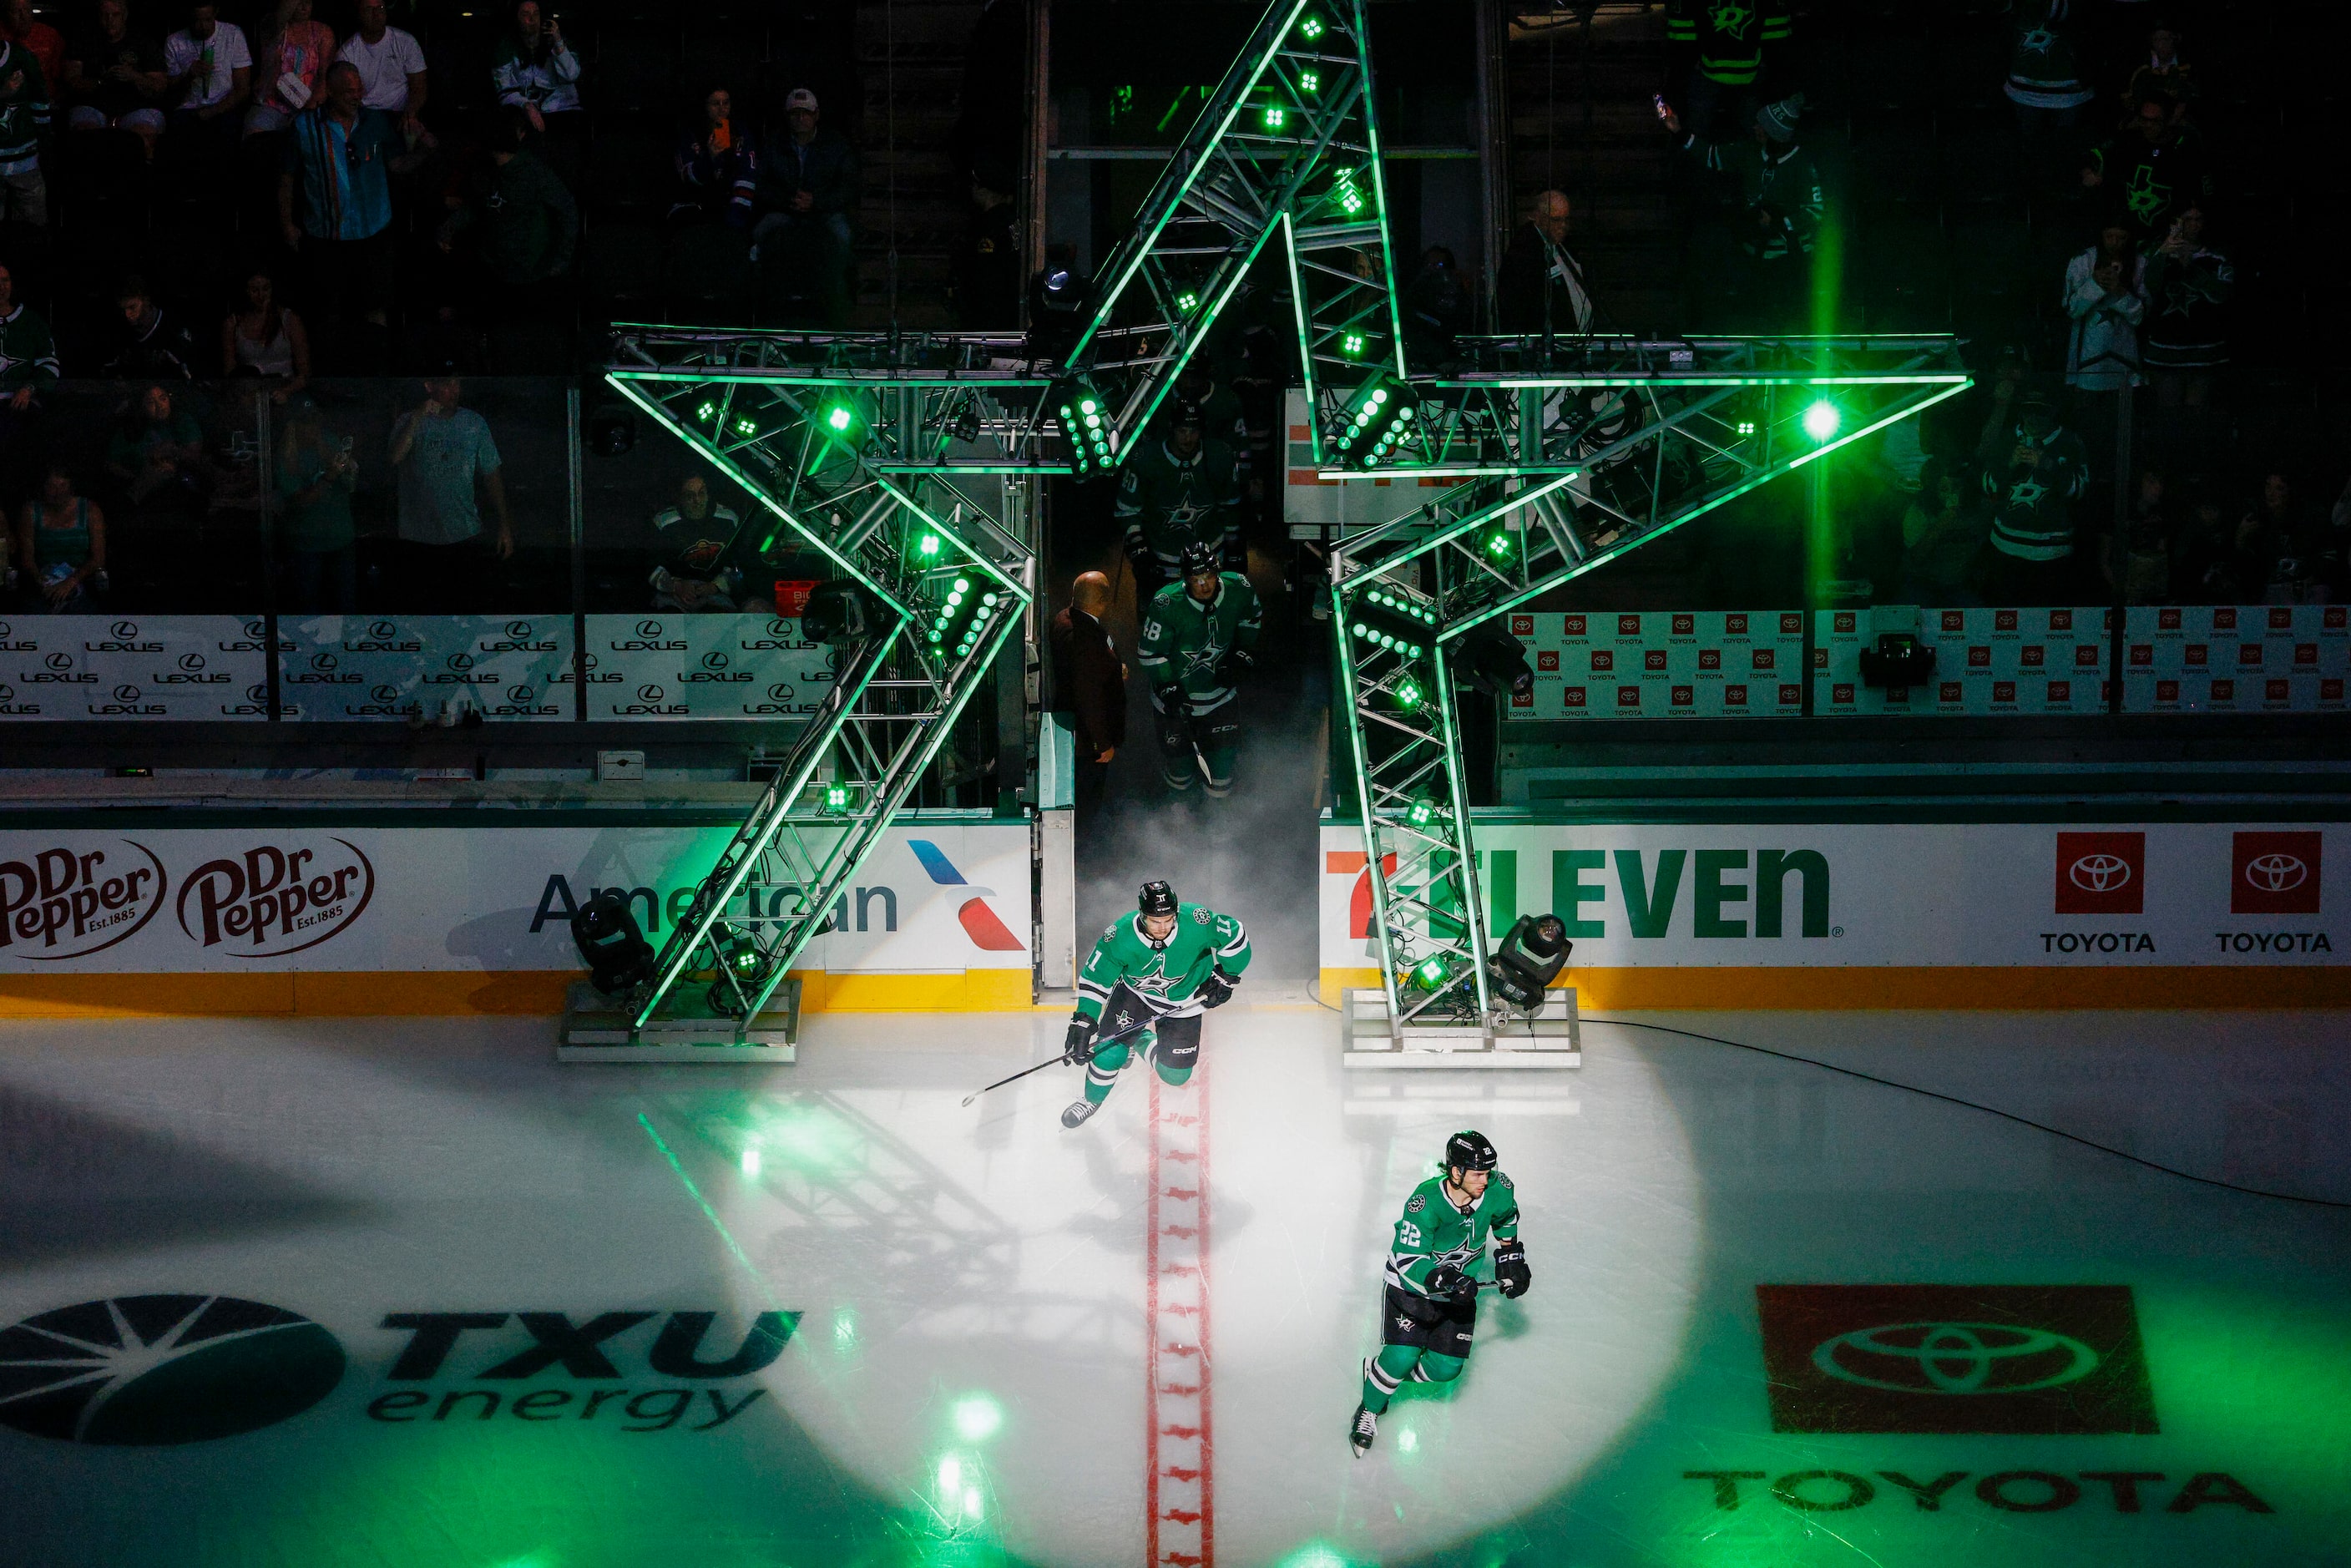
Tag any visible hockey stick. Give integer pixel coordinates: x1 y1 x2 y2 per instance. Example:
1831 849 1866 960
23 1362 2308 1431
959 1008 1162 1108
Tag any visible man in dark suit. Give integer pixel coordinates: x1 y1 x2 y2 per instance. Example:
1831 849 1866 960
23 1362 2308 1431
1049 569 1125 814
1495 190 1595 343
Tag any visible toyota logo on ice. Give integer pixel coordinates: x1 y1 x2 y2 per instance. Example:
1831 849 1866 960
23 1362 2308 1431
2244 852 2307 893
2067 853 2132 893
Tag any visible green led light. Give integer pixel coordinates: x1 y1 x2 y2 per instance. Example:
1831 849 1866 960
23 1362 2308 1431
1079 398 1099 415
735 417 757 436
982 592 999 605
1416 956 1444 984
1262 104 1287 130
1342 332 1365 357
1299 14 1324 38
1395 676 1422 707
696 402 715 421
1736 420 1757 437
826 406 854 432
953 578 970 593
918 533 941 557
1299 69 1319 94
1407 797 1434 827
952 1394 1004 1443
1176 291 1199 312
1802 400 1841 442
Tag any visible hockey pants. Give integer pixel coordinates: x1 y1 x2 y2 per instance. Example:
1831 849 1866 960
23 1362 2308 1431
1159 705 1239 796
1081 1014 1201 1106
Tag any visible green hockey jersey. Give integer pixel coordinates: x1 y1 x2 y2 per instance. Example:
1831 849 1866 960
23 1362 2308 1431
1385 1171 1520 1298
1666 0 1791 86
1137 573 1261 714
1115 436 1242 567
1075 903 1253 1024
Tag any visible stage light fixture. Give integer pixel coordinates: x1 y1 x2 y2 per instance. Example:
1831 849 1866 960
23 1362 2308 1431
571 890 655 996
1394 674 1423 708
1802 400 1841 442
695 400 717 422
1458 621 1534 700
1736 420 1757 437
1342 331 1366 357
817 395 872 449
1330 373 1420 469
1050 377 1117 480
1478 522 1515 559
1298 13 1324 40
1347 585 1437 659
1332 172 1367 216
801 579 877 646
586 402 636 457
1176 291 1199 313
1488 913 1570 1013
1262 104 1287 131
1298 68 1319 94
823 781 852 814
916 530 942 559
1413 954 1446 988
928 574 1003 661
734 416 759 437
1405 797 1437 828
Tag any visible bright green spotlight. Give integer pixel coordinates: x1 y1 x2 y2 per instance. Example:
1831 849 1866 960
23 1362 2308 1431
826 404 855 433
1736 419 1757 437
734 417 758 436
823 781 850 813
695 401 716 422
1298 13 1324 38
740 1146 761 1178
1298 69 1319 94
1176 291 1199 312
1262 104 1287 130
1394 675 1423 708
952 1393 1004 1442
1406 797 1434 827
1802 400 1841 442
917 532 941 558
1414 956 1444 986
1341 331 1365 357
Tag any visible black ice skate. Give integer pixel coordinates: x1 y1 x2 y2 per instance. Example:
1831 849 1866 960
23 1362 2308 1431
1348 1403 1378 1457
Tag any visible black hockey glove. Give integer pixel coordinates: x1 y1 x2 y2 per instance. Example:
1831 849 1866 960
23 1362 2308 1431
1424 1262 1472 1302
1125 540 1158 589
1062 1016 1097 1065
1196 969 1236 1009
1213 646 1256 685
1154 683 1193 751
1493 1241 1531 1300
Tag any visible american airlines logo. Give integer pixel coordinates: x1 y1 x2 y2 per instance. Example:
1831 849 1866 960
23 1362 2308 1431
907 840 1025 951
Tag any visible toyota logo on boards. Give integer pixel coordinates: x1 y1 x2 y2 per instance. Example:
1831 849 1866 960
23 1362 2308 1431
2053 832 2144 915
2232 830 2322 915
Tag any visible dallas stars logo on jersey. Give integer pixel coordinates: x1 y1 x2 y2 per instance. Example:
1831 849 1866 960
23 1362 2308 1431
1709 1 1755 37
2006 477 2050 510
2125 164 2170 220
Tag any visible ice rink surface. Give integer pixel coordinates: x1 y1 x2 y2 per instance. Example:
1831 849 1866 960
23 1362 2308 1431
2 1004 2347 1568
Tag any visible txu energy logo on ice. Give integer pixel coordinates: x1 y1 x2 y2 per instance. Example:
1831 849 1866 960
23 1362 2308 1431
0 1295 345 1445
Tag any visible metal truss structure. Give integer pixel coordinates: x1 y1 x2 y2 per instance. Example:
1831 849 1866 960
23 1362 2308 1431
589 0 1974 1052
600 334 1039 1040
1064 0 1406 458
1332 338 1971 1039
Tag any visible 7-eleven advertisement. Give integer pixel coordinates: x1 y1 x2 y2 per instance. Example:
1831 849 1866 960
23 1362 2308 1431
0 821 1031 1014
1320 821 2346 1007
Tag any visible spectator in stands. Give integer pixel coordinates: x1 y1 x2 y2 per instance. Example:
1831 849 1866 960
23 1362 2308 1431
1977 377 2090 604
245 0 335 135
1659 94 1819 332
2064 217 2145 394
1664 0 1788 142
0 260 53 503
647 473 744 610
0 33 49 227
1496 190 1593 340
438 107 575 344
2003 0 2094 157
275 397 356 611
164 0 248 157
2125 19 2197 114
62 0 168 159
671 84 756 230
753 88 857 327
1049 569 1125 816
220 269 309 399
2141 200 2229 409
13 461 103 609
2 0 64 99
948 157 1019 327
2102 465 2173 604
2239 472 2335 604
491 0 579 136
2174 492 2252 604
1898 455 1985 604
104 276 198 379
336 0 423 138
1403 245 1471 372
279 61 402 370
389 368 512 611
2083 91 2207 243
105 382 210 522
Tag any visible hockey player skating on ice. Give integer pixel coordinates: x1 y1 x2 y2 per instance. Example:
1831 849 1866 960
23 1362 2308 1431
1349 1130 1531 1457
1059 879 1251 1130
1138 540 1261 797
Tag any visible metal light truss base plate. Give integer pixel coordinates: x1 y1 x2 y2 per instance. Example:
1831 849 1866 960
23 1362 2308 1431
1340 986 1580 1069
557 979 801 1064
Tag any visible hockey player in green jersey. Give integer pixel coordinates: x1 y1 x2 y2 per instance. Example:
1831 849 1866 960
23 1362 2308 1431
1116 400 1242 601
1138 541 1261 797
1349 1130 1532 1456
1059 878 1251 1130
